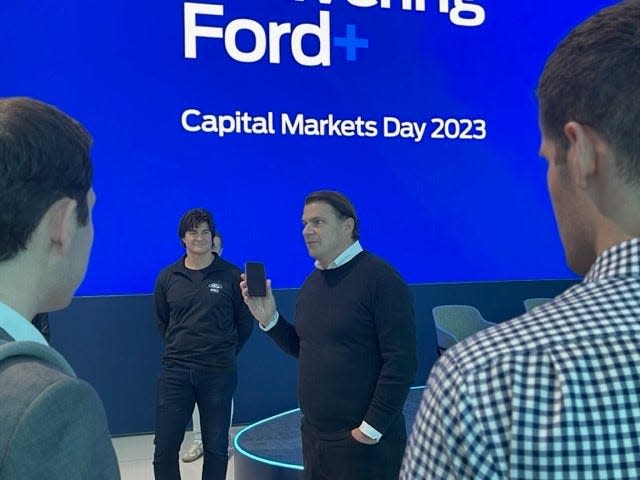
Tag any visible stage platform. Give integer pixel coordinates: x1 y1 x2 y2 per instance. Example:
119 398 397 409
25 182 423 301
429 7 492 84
233 386 425 480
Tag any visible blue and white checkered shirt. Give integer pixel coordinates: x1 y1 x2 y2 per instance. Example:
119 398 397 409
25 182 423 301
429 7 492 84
401 237 640 479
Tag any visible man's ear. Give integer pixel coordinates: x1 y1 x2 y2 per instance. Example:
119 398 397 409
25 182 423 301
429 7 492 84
343 217 355 236
564 121 597 189
47 197 78 252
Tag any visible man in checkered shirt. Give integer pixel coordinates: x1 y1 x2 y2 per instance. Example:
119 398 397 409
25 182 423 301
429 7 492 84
401 2 640 478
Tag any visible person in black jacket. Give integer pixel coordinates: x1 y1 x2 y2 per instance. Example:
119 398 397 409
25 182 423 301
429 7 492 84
240 190 417 480
153 209 253 480
182 232 237 463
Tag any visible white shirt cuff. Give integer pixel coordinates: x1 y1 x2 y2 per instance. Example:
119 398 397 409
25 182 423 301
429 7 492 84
259 311 279 331
359 421 382 442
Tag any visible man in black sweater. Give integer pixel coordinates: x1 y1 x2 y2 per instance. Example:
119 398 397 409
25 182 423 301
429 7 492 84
153 209 254 480
240 190 417 480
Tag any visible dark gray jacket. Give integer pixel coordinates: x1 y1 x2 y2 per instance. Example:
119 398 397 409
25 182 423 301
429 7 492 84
0 328 120 480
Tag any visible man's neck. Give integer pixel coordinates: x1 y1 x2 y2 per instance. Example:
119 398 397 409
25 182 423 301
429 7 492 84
316 241 359 270
0 284 35 321
0 259 40 321
184 251 215 270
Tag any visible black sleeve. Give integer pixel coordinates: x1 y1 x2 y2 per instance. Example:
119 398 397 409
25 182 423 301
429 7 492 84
153 271 170 339
233 271 254 353
265 313 300 358
363 267 418 434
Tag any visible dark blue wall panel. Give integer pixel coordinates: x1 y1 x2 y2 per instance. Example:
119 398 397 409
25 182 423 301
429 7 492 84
49 279 576 435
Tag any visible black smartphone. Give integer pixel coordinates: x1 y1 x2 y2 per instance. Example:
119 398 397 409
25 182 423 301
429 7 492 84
245 262 267 297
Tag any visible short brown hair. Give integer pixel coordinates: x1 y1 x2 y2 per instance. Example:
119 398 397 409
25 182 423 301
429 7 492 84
305 190 359 240
537 1 640 183
0 97 92 262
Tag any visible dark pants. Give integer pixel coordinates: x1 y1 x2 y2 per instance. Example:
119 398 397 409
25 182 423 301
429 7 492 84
153 362 237 480
300 415 407 480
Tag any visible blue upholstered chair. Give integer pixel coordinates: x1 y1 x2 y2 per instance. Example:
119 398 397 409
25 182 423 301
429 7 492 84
523 297 553 312
432 305 495 355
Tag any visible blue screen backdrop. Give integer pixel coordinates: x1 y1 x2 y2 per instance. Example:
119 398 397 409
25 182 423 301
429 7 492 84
0 0 612 294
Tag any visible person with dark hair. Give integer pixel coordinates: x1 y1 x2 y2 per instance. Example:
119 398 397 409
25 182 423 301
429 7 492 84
153 211 253 480
182 232 236 463
401 2 640 478
240 190 417 480
0 97 119 479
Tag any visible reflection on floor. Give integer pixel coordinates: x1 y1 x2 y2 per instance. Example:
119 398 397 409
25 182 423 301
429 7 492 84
114 429 240 480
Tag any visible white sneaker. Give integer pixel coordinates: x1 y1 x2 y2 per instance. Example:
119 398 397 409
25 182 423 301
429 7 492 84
181 442 204 462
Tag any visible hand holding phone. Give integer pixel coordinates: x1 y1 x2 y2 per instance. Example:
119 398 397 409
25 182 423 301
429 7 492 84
244 262 267 297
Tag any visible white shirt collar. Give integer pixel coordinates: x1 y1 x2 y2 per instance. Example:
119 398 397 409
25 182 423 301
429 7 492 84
315 240 364 270
0 301 48 345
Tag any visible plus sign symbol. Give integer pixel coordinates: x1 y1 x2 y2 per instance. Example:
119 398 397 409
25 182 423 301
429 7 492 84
333 24 369 61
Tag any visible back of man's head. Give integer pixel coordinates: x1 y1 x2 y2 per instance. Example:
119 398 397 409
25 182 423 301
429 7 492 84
537 0 640 184
0 97 93 263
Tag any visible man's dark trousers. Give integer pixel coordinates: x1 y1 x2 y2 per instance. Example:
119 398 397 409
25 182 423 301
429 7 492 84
300 414 407 480
153 362 236 480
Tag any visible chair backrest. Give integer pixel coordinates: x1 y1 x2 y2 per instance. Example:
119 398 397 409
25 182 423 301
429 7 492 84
432 305 495 353
523 297 552 312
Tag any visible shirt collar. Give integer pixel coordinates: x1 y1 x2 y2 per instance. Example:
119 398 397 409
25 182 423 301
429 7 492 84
583 237 640 282
0 301 48 345
315 240 363 270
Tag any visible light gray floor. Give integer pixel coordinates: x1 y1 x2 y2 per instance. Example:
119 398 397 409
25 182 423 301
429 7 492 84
113 428 241 480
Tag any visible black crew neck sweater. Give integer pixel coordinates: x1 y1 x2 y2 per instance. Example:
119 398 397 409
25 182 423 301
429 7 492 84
267 251 417 434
